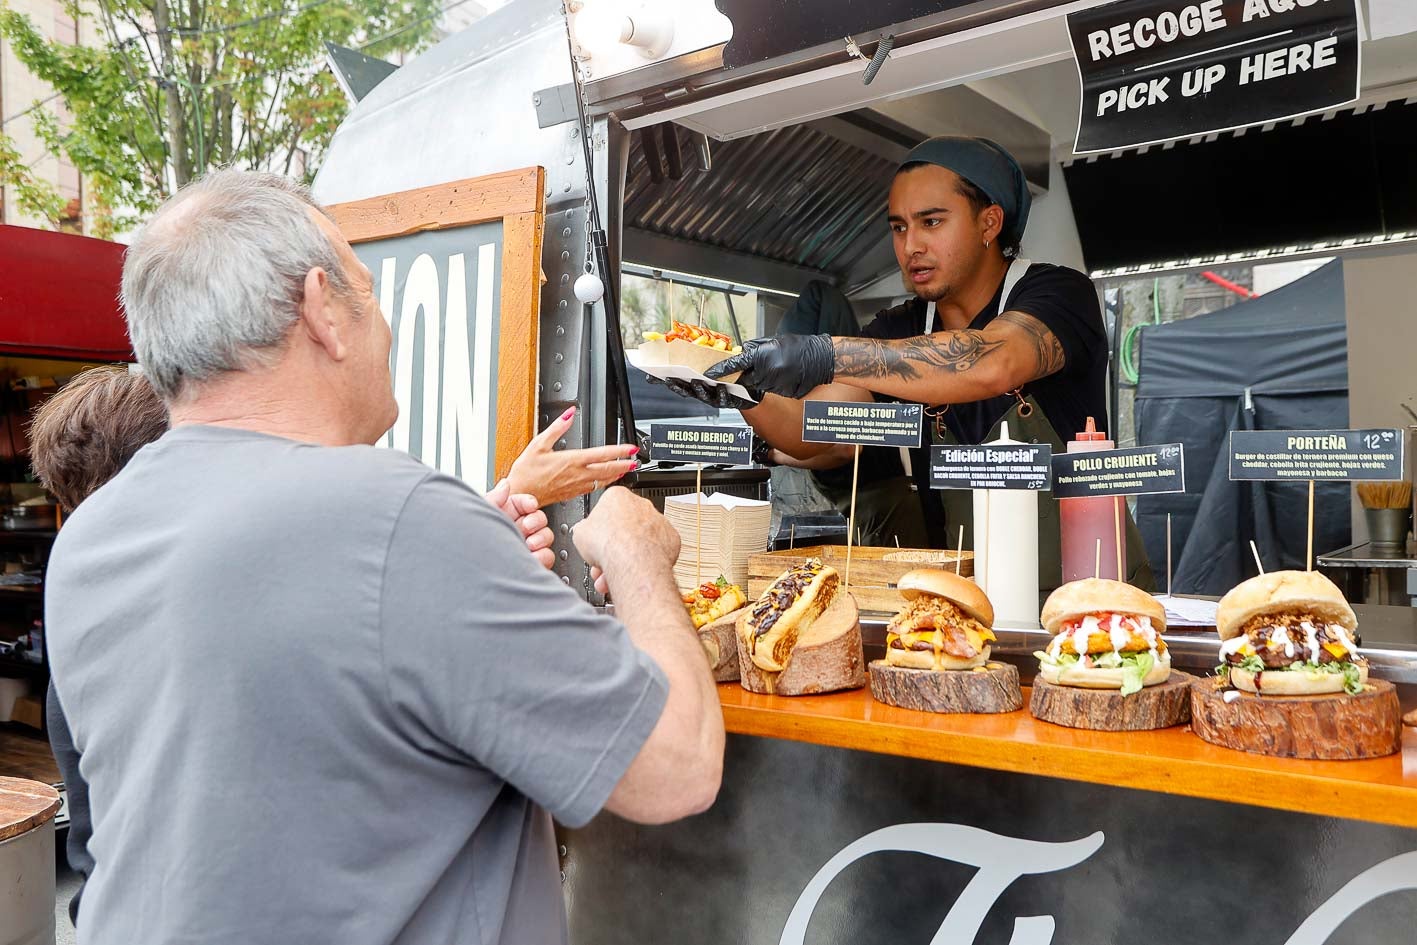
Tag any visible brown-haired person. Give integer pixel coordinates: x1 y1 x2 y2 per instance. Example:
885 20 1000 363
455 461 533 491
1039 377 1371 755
28 366 169 924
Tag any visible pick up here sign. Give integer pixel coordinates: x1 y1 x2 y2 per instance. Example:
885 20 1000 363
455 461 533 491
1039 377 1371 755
1068 0 1360 153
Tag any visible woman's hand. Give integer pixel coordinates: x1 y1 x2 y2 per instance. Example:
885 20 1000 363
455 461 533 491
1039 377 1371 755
485 480 556 570
507 406 639 506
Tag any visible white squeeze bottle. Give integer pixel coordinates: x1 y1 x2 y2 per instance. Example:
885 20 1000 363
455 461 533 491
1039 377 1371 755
971 422 1040 627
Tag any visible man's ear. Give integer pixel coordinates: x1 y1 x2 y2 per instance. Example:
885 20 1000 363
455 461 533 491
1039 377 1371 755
981 205 1005 247
299 267 347 361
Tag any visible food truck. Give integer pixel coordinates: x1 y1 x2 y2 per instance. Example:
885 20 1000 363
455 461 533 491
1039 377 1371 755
312 2 1417 941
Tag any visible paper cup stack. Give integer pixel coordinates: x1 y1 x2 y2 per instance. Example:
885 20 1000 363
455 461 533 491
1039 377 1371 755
664 492 772 591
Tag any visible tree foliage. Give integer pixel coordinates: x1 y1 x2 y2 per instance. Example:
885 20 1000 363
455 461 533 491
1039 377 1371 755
0 0 444 236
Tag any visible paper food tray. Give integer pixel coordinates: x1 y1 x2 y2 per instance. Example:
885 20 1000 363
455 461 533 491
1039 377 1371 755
626 348 759 405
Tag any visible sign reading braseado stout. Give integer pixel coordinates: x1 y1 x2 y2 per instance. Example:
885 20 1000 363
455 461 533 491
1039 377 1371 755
1068 0 1360 153
802 401 924 448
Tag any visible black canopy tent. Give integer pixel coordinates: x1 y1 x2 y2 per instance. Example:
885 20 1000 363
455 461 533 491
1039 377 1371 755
1134 261 1349 595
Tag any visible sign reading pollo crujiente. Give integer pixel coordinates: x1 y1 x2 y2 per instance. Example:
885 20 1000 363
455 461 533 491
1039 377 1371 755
1068 0 1361 153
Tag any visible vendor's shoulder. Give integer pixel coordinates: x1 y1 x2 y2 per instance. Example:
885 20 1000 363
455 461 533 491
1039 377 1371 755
1019 261 1093 288
862 297 926 338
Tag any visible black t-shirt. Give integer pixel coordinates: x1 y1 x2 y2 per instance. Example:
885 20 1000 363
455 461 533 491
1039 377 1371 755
859 262 1108 445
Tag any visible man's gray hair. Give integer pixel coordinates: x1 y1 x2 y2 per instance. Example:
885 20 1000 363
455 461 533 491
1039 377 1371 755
120 169 351 402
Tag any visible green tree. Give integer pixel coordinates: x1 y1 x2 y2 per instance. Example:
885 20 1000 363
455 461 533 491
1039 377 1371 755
0 0 445 236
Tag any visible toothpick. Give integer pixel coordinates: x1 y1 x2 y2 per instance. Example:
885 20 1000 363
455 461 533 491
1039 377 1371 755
982 490 991 596
893 535 900 548
1250 539 1265 575
955 525 964 577
844 445 862 593
1095 538 1101 580
694 465 703 587
789 523 795 549
1166 513 1173 597
697 293 707 327
1114 496 1123 582
1306 479 1315 572
668 279 674 323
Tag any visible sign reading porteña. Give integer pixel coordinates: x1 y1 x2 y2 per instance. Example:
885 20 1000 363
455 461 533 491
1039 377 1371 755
1068 0 1360 154
1229 429 1404 480
802 401 924 448
1051 444 1186 498
649 424 754 467
930 443 1053 491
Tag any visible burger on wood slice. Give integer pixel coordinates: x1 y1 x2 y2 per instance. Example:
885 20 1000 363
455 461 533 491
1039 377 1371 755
1035 578 1169 696
885 569 996 671
1215 570 1367 696
738 558 839 673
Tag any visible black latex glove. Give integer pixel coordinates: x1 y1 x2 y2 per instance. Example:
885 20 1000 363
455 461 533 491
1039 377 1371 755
646 374 760 411
705 333 835 399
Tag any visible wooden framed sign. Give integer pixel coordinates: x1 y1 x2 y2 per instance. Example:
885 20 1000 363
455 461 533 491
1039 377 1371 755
327 167 545 491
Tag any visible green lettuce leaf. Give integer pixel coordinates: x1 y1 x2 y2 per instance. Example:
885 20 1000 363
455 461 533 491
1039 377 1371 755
1119 650 1155 696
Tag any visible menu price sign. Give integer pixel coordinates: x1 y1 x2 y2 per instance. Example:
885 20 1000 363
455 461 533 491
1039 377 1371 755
1051 443 1186 498
648 424 753 466
1229 429 1404 481
930 443 1053 491
1067 0 1360 154
802 401 923 448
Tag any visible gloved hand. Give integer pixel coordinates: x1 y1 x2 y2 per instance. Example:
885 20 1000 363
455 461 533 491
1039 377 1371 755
705 334 835 399
646 374 760 411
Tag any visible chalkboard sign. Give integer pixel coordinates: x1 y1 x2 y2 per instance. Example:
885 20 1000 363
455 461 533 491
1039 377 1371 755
802 401 923 448
1051 443 1185 498
329 168 544 492
930 443 1052 491
1229 429 1405 481
649 424 753 466
1068 0 1360 153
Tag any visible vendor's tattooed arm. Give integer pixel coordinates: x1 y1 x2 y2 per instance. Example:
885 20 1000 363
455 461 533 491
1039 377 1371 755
831 310 1066 402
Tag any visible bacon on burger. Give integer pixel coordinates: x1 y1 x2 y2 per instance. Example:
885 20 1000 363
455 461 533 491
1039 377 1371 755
885 569 996 671
1035 578 1169 696
1215 570 1366 696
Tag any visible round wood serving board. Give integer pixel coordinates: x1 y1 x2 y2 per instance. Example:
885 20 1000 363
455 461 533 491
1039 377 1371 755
0 777 61 843
869 660 1022 714
1029 671 1193 731
1189 677 1402 760
737 594 865 696
699 608 744 682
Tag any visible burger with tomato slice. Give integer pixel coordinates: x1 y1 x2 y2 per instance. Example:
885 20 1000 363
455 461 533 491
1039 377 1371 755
1035 579 1169 696
885 569 996 671
1215 570 1366 696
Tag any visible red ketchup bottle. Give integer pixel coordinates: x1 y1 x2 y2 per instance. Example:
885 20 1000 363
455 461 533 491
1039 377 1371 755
1060 417 1127 583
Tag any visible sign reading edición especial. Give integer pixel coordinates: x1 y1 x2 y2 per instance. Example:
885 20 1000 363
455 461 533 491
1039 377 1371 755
1068 0 1361 153
1229 429 1405 480
1051 443 1186 498
802 401 924 448
648 424 754 466
929 443 1053 491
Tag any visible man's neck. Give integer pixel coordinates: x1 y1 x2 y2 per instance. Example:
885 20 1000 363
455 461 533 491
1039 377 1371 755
168 372 361 447
930 252 1011 330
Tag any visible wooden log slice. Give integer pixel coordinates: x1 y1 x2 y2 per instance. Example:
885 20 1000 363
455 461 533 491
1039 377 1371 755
737 594 865 696
1403 706 1417 728
1029 671 1193 731
869 660 1022 714
1189 677 1402 760
699 607 744 682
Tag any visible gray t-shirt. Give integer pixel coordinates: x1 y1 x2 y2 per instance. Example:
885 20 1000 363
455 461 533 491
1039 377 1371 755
45 424 667 945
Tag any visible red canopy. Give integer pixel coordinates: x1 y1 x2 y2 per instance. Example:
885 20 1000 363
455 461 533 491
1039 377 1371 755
0 225 132 361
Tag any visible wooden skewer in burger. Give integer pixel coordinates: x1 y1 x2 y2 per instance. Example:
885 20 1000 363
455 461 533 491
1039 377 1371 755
1189 570 1402 759
1029 578 1192 731
868 569 1022 714
735 558 865 696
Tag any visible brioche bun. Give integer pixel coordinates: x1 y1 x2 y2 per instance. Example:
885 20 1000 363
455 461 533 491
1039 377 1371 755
885 644 990 671
898 568 994 627
1229 661 1367 696
1041 579 1166 634
1216 570 1355 641
1039 652 1172 690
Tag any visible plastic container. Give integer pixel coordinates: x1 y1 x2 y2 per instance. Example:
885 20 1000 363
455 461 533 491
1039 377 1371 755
972 422 1040 627
1060 417 1127 582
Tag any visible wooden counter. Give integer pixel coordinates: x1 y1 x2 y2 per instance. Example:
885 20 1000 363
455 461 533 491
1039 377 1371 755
719 683 1417 830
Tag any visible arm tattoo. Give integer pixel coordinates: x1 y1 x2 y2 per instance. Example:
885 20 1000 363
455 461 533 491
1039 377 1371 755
995 310 1066 381
833 332 1005 381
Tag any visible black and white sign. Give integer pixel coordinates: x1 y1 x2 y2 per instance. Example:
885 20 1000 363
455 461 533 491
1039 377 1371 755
929 443 1053 491
1051 443 1186 498
648 424 754 466
1229 429 1405 481
1068 0 1361 153
802 401 924 448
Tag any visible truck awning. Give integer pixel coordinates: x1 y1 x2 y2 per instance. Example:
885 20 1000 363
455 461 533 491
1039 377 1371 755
0 225 133 361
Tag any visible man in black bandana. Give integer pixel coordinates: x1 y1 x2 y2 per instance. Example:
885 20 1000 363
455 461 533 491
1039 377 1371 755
667 136 1148 583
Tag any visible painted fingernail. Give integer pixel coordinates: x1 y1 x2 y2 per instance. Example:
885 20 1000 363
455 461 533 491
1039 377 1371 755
630 461 640 471
627 445 640 455
560 407 576 422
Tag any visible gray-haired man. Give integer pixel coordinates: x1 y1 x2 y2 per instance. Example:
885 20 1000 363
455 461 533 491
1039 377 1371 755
44 170 723 945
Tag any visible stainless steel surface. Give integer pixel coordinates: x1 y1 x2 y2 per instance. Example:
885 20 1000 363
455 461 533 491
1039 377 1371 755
1319 541 1417 569
0 823 55 945
1366 508 1413 551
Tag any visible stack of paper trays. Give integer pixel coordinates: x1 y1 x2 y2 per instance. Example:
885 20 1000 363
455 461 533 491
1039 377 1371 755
664 492 772 591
